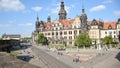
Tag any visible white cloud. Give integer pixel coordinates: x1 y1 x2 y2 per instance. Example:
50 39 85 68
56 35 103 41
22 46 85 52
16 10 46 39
103 0 112 4
51 3 74 14
22 10 31 13
32 6 42 12
65 5 74 13
0 24 12 27
114 10 120 16
51 3 60 14
90 5 106 12
8 20 16 24
18 23 34 27
51 7 59 14
0 0 25 11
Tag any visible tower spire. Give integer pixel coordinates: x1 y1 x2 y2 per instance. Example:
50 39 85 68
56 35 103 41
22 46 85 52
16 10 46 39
37 13 39 21
80 0 88 33
82 0 85 14
47 14 51 22
58 0 67 20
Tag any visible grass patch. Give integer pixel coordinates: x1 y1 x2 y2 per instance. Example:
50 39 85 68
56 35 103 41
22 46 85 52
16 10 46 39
10 51 19 56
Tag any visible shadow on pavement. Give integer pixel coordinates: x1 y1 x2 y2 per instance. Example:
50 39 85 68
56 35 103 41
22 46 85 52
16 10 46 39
115 52 120 61
0 53 40 68
17 55 33 62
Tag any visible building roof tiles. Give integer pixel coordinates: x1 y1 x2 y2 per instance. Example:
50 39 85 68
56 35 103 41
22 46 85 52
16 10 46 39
103 22 117 29
43 19 117 30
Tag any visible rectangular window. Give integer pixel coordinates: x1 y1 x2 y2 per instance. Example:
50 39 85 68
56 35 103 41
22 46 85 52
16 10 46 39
74 36 77 39
74 30 77 34
69 36 72 40
64 31 67 35
105 31 107 34
48 33 50 35
56 36 58 39
79 30 81 34
114 31 116 34
56 41 58 44
64 36 67 40
74 26 76 28
52 28 54 30
60 27 62 30
60 32 62 35
109 31 112 35
56 32 58 35
45 33 47 35
69 31 72 34
52 32 54 35
69 42 72 44
114 35 116 38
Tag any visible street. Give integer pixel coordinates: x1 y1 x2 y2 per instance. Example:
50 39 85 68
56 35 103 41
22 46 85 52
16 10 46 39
31 46 72 68
18 43 120 68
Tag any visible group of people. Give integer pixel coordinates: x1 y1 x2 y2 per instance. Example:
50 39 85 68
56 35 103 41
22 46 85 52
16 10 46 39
73 55 80 63
57 52 63 56
57 51 80 63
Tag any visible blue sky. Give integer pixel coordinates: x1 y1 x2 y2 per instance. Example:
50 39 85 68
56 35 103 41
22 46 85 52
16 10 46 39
0 0 120 37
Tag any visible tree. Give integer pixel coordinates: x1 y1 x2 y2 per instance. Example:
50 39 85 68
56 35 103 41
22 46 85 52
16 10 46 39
37 33 46 44
21 37 32 43
43 37 49 45
0 38 2 40
102 36 113 47
74 33 92 47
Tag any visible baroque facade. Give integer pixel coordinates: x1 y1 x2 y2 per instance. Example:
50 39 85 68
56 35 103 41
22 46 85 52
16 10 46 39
32 1 120 46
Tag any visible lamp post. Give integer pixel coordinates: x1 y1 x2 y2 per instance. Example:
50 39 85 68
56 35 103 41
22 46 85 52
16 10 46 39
97 39 101 50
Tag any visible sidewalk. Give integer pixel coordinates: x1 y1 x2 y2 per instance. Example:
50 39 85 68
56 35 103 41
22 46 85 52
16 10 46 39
34 45 97 68
32 45 120 68
93 49 120 68
16 46 45 68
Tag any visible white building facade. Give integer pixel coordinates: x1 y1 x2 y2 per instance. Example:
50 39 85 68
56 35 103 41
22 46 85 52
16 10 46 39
32 1 120 46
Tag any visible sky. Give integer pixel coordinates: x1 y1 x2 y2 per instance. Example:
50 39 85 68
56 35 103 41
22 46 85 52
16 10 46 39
0 0 120 37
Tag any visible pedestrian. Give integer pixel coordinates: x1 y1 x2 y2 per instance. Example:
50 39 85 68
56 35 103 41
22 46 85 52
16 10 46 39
75 55 80 63
59 52 63 56
57 52 60 56
78 56 80 63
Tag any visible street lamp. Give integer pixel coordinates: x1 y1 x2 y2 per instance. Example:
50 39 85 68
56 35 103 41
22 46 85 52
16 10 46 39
97 39 101 50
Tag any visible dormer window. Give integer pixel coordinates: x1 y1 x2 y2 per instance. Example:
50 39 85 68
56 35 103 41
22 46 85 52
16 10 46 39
91 19 98 25
74 26 76 28
56 28 58 30
108 25 112 29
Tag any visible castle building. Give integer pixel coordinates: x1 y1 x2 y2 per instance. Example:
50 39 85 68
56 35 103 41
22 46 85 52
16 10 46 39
32 0 119 46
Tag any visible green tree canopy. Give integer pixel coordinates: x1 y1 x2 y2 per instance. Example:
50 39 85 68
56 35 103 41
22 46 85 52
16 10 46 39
21 37 32 43
102 36 113 45
0 38 2 40
37 33 46 44
74 33 92 47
